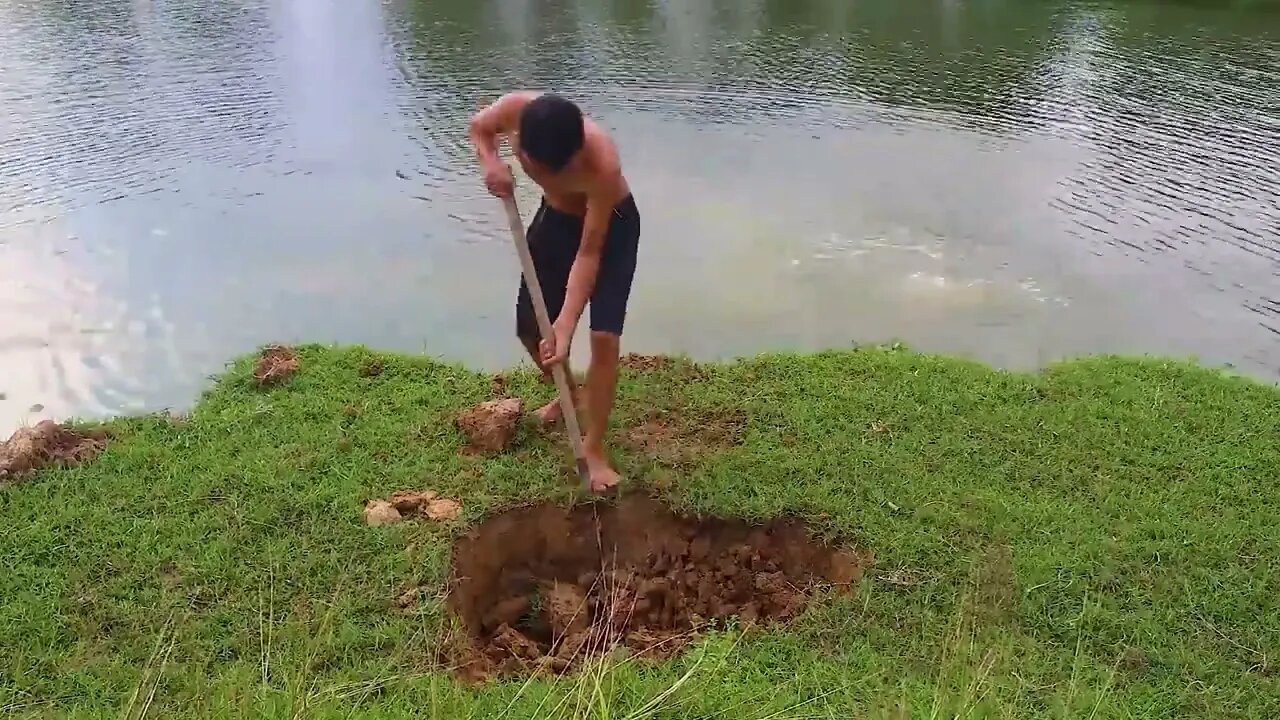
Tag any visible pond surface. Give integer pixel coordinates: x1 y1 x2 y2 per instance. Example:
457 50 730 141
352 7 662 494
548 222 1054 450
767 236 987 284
2 0 1278 431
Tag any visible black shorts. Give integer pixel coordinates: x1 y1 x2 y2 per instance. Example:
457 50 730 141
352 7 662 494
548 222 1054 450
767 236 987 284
516 194 640 339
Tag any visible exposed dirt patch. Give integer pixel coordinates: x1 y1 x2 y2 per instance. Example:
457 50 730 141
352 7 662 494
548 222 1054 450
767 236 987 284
447 495 870 679
456 398 523 453
621 408 746 467
1120 646 1151 677
973 545 1016 623
619 353 707 381
619 353 675 372
253 345 299 386
0 420 106 481
364 489 462 526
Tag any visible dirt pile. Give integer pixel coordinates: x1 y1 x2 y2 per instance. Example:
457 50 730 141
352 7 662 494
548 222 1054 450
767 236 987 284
447 496 869 679
456 398 522 453
0 420 106 480
254 345 299 386
364 489 462 526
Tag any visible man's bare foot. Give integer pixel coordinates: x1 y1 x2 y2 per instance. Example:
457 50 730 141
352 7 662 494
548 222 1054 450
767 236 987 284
533 398 563 425
531 383 586 426
585 449 620 493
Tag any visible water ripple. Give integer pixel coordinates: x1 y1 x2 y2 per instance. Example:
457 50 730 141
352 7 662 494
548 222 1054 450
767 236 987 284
3 0 1279 432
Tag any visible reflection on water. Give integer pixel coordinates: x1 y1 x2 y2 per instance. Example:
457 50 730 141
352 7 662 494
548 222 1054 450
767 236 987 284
1 0 1278 432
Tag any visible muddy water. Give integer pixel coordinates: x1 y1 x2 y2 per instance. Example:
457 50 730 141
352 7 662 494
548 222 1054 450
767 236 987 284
2 0 1278 432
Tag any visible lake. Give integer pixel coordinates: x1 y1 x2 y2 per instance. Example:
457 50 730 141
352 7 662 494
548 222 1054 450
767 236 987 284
2 0 1278 432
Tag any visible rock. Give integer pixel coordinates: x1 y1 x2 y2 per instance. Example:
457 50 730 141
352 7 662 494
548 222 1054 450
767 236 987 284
456 398 523 453
363 500 402 526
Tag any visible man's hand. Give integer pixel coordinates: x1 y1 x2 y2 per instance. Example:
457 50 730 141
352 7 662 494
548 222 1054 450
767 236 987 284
483 160 514 198
539 319 574 369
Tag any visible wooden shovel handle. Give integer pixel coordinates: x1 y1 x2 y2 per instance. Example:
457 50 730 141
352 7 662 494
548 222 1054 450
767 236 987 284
501 194 591 488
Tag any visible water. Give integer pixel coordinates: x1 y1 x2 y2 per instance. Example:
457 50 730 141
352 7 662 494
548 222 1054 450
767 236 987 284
2 0 1278 432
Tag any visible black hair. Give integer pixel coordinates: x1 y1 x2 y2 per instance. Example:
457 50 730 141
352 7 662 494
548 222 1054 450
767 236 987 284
518 94 585 172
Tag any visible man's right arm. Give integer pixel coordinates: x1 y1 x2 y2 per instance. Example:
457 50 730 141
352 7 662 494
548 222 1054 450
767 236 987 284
468 91 538 167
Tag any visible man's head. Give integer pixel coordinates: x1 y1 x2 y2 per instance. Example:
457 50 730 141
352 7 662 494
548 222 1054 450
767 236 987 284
517 94 585 173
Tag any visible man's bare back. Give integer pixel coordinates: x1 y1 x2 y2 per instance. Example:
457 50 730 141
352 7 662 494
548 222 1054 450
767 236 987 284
474 91 630 216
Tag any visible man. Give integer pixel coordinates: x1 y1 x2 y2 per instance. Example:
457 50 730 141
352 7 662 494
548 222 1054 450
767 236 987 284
468 91 640 493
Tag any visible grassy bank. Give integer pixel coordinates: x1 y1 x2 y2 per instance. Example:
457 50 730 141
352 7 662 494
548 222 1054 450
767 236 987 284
2 344 1277 719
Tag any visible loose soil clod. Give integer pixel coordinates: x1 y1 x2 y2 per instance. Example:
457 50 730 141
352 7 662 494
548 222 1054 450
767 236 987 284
364 500 401 526
447 496 870 679
456 398 523 453
0 420 106 481
254 345 299 386
365 489 462 526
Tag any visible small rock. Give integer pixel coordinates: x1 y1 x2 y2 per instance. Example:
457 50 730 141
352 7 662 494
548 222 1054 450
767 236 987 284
456 398 523 453
363 500 402 526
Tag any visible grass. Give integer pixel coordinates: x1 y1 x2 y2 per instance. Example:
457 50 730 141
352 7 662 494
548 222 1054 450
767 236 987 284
1 343 1277 718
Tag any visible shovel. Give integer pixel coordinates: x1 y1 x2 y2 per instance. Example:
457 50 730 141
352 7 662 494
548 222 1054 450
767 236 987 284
500 194 592 491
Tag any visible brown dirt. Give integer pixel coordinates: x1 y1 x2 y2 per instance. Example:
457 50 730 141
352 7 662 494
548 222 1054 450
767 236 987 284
253 345 299 386
364 500 402 526
619 353 675 372
446 495 870 679
621 408 746 467
0 420 106 481
456 398 523 453
619 353 707 381
364 489 462 526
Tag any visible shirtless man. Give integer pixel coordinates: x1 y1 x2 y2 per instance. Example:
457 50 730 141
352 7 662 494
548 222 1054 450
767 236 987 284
468 92 640 492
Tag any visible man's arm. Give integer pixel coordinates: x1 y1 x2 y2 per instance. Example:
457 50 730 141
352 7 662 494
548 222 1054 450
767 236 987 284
468 91 538 166
556 175 625 336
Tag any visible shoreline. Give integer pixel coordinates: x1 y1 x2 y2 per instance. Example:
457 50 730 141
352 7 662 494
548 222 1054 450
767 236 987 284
2 343 1277 718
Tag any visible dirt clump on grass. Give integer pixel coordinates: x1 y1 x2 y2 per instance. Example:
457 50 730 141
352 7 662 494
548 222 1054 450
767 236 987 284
457 398 523 453
447 495 869 679
364 489 462 526
0 420 106 481
253 345 299 386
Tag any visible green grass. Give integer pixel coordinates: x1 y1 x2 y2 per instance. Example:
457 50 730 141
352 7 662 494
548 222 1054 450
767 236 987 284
1 343 1277 718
